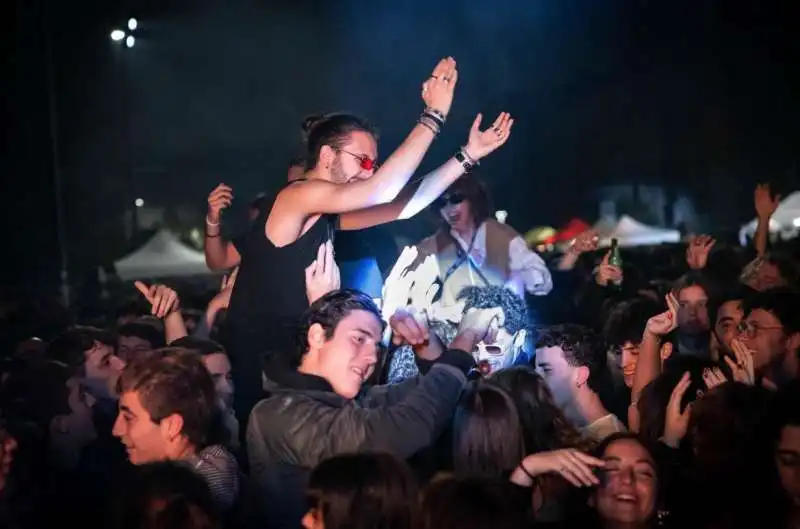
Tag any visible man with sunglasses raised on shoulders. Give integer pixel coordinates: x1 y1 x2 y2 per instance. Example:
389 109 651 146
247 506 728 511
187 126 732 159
216 57 515 424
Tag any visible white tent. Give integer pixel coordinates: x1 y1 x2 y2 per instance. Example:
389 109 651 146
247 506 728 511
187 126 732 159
599 215 681 247
592 217 617 238
739 191 800 244
115 230 211 280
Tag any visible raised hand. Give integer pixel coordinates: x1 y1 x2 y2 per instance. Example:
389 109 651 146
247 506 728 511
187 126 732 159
725 338 756 385
686 235 716 270
754 183 780 219
663 372 693 448
210 266 239 311
207 184 233 223
464 112 514 161
134 282 180 318
516 449 605 488
595 251 622 287
305 241 340 305
570 230 600 255
645 293 679 337
702 366 727 391
221 266 239 291
421 57 458 117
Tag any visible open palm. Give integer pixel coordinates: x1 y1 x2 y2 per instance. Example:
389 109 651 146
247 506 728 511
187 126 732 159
465 112 514 160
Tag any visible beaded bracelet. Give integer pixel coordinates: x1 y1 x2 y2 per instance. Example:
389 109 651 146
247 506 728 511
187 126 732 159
418 115 441 135
424 107 447 123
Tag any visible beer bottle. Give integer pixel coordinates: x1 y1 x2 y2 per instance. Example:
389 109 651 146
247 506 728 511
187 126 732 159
608 238 623 287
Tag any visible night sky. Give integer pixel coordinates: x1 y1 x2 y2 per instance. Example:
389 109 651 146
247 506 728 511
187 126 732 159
3 0 799 294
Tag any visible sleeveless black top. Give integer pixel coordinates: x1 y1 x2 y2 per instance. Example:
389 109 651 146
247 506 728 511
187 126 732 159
222 185 337 365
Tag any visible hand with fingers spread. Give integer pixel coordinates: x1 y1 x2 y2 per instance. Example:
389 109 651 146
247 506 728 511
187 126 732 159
702 366 727 391
754 183 780 220
645 293 679 337
514 449 605 488
663 372 693 448
305 241 340 305
595 251 623 287
725 338 756 385
463 112 514 161
134 282 181 319
686 235 716 270
207 184 233 225
421 57 458 118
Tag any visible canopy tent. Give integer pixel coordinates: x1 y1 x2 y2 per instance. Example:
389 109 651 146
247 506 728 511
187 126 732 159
592 217 617 238
739 191 800 244
599 215 681 247
114 230 211 280
551 218 591 243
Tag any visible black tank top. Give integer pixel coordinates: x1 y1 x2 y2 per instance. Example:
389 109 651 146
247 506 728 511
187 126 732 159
222 185 337 363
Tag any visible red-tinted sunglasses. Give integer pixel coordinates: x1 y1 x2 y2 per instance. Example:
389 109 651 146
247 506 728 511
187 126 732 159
340 149 378 171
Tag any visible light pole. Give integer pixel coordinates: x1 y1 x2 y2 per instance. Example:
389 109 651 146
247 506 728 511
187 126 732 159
110 19 139 237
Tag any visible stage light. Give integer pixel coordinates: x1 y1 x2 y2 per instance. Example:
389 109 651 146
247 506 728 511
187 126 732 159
134 198 144 207
110 30 125 41
126 35 135 48
495 210 508 224
128 18 138 31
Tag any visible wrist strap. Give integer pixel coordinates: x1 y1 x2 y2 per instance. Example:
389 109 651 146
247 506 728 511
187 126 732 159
454 148 479 172
424 107 446 123
418 116 440 136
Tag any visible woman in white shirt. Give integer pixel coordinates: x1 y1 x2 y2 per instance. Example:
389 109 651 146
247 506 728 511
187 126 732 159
413 174 552 309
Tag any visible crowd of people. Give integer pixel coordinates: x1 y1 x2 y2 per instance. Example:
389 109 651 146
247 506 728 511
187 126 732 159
1 57 800 529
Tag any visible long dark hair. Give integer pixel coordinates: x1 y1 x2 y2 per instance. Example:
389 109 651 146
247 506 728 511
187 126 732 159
306 452 418 529
489 366 593 454
452 381 525 477
420 475 528 529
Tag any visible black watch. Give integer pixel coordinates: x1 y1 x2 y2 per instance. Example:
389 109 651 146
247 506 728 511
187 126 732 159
455 149 477 172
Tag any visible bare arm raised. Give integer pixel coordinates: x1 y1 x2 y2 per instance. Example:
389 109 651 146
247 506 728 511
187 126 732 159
266 58 457 246
340 112 514 231
204 184 242 270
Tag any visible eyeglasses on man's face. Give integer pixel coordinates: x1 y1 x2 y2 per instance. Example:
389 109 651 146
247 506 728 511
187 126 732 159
737 321 783 337
338 149 378 171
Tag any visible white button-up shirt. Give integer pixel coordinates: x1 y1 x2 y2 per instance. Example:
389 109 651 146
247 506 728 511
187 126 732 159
440 222 552 306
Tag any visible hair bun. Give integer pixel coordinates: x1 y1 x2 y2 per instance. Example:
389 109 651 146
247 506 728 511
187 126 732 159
301 114 326 134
